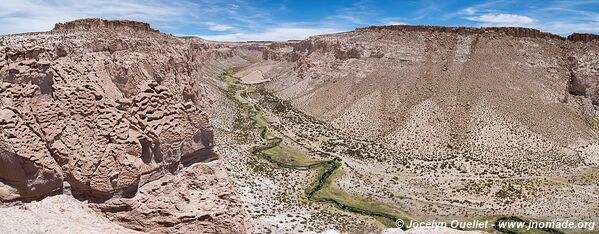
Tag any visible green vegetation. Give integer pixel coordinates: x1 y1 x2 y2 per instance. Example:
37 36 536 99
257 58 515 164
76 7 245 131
219 69 410 229
263 145 313 167
310 166 409 227
591 117 599 132
221 73 239 84
219 68 574 233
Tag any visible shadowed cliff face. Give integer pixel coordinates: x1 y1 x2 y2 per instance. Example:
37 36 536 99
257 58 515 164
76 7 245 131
0 19 250 233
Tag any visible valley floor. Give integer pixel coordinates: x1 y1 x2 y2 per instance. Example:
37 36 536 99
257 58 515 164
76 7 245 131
211 66 599 233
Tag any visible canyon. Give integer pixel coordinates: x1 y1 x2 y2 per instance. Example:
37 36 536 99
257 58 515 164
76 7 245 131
0 18 598 233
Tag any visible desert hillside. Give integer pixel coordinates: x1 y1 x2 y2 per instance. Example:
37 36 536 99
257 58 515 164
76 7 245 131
235 25 599 230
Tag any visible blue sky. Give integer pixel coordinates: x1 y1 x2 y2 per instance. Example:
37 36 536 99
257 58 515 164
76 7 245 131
0 0 597 41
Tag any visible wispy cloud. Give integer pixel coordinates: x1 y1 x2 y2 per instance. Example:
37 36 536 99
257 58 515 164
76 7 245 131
198 27 343 42
458 1 599 34
325 0 374 26
377 17 409 26
206 22 233 32
461 7 477 15
334 15 368 25
0 0 196 34
466 13 534 26
1 0 597 39
532 6 599 34
384 21 407 25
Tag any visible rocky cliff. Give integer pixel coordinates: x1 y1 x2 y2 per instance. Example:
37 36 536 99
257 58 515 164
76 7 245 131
53 18 159 33
0 19 250 233
359 25 565 40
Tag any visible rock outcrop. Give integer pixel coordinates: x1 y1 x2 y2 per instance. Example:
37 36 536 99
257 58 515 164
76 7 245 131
359 25 564 40
93 162 248 233
568 33 599 42
0 195 139 234
257 24 599 117
53 18 159 33
0 19 249 233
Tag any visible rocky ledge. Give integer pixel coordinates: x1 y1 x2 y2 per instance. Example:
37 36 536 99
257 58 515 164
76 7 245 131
359 25 598 42
568 33 599 42
52 18 159 33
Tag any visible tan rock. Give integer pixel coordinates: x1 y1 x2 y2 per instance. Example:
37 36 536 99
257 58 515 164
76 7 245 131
0 19 250 232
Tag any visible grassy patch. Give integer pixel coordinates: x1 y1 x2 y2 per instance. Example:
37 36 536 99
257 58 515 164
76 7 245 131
222 74 239 84
263 144 313 167
310 166 412 228
254 111 269 129
221 67 412 229
220 68 240 84
591 118 599 132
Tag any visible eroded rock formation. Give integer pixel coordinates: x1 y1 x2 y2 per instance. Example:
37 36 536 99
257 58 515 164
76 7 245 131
0 19 249 233
93 162 247 233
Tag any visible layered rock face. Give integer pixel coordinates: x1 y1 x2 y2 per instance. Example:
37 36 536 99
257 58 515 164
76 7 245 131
0 19 249 232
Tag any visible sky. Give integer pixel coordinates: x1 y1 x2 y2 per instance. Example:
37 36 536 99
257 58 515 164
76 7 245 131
0 0 598 41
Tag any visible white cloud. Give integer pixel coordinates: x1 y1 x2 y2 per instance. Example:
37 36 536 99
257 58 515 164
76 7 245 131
227 4 239 10
458 2 599 34
333 15 367 25
0 0 192 34
535 8 599 34
198 27 343 42
461 7 477 15
385 21 407 25
466 13 534 26
206 22 233 31
5 0 594 38
378 17 408 26
536 20 599 35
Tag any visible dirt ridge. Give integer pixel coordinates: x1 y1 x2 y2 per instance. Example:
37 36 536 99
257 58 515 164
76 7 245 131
359 25 598 42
